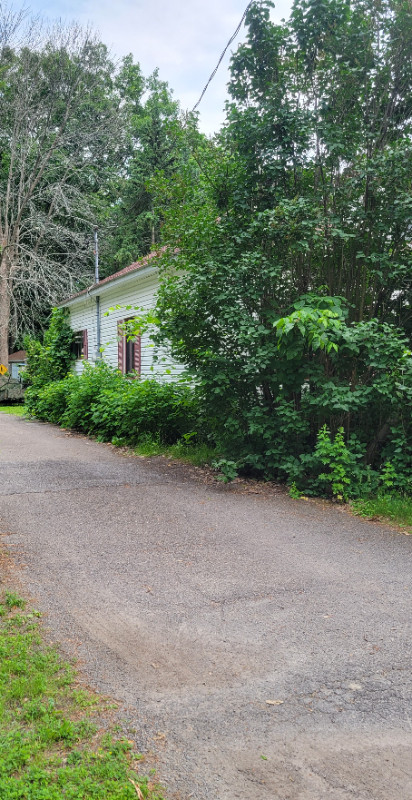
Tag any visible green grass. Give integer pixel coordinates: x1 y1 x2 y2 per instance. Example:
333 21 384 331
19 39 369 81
352 493 412 533
0 405 25 416
0 591 165 799
127 434 218 467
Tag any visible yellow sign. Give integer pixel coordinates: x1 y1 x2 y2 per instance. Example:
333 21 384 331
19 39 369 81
0 364 8 376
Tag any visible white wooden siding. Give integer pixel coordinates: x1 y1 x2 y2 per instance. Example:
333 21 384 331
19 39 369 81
67 295 96 375
66 269 185 381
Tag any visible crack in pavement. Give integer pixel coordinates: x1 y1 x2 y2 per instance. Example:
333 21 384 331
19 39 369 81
1 414 412 800
0 481 181 497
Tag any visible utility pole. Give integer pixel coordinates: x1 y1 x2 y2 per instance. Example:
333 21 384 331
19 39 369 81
94 226 99 284
94 227 101 359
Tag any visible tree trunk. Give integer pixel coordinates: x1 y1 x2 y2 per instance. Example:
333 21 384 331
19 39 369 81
0 260 11 369
366 420 396 465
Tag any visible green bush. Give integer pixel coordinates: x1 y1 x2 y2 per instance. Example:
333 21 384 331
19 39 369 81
24 308 75 388
26 361 200 446
25 380 72 425
90 376 199 444
25 311 412 501
60 363 124 433
173 303 412 499
292 426 378 501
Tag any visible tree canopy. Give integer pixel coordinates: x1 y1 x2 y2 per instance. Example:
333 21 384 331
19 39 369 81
0 10 124 365
103 68 188 272
154 0 412 492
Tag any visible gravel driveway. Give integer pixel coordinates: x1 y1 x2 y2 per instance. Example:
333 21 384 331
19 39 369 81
1 413 411 799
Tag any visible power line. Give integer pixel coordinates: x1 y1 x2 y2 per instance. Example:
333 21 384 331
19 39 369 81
191 0 255 113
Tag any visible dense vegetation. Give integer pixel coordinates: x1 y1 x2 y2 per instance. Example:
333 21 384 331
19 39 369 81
0 9 193 360
25 360 200 448
11 0 412 502
24 308 76 388
153 0 412 495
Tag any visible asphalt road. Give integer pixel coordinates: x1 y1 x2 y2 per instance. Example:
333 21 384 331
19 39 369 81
0 413 411 800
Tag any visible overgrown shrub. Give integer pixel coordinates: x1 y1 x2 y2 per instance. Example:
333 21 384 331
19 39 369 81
24 308 75 387
181 299 412 498
25 304 412 501
152 0 412 500
89 376 198 444
26 361 200 446
25 379 72 425
290 426 379 501
60 363 124 433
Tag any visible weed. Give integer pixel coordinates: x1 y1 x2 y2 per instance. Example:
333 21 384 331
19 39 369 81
0 591 165 799
288 481 302 499
4 591 26 610
70 688 100 709
169 441 217 467
134 433 165 457
212 458 239 483
131 433 218 467
352 494 412 533
0 405 25 416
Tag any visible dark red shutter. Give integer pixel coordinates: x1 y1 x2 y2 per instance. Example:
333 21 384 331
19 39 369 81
133 335 141 376
83 329 88 360
117 320 124 372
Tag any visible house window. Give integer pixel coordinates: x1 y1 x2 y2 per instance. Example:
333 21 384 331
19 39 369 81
118 319 141 376
72 330 88 360
11 363 24 380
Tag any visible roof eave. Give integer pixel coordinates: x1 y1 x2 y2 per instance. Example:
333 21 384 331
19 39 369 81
57 262 158 308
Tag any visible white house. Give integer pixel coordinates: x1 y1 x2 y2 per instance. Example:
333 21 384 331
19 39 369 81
8 350 27 380
58 252 183 381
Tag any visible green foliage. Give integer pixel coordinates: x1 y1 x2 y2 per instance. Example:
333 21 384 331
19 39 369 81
24 309 75 388
288 482 302 499
352 494 412 533
26 361 200 447
212 459 239 483
4 592 26 610
297 425 369 501
0 405 24 415
0 593 164 799
152 0 412 497
132 434 217 466
25 379 72 425
103 68 194 272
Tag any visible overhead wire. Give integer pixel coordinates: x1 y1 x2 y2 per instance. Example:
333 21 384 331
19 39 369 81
191 0 256 113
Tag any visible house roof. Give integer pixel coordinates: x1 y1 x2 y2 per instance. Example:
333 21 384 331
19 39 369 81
59 250 163 306
8 350 27 362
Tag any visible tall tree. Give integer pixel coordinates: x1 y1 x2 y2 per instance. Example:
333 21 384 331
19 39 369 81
154 0 412 481
221 0 412 326
104 68 188 272
0 8 122 365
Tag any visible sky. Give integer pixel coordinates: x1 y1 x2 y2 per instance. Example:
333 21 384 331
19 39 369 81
11 0 293 134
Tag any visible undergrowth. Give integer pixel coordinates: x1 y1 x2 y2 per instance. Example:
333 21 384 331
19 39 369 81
0 591 164 799
0 405 25 416
351 494 412 533
131 433 217 466
24 356 412 530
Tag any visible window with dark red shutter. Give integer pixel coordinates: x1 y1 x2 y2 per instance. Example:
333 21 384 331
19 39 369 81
117 320 125 372
119 318 141 377
133 334 141 375
82 329 88 361
72 330 88 360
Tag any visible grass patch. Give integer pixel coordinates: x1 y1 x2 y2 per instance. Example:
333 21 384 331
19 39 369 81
352 493 412 533
126 434 218 468
168 440 217 467
0 405 25 416
0 590 165 799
